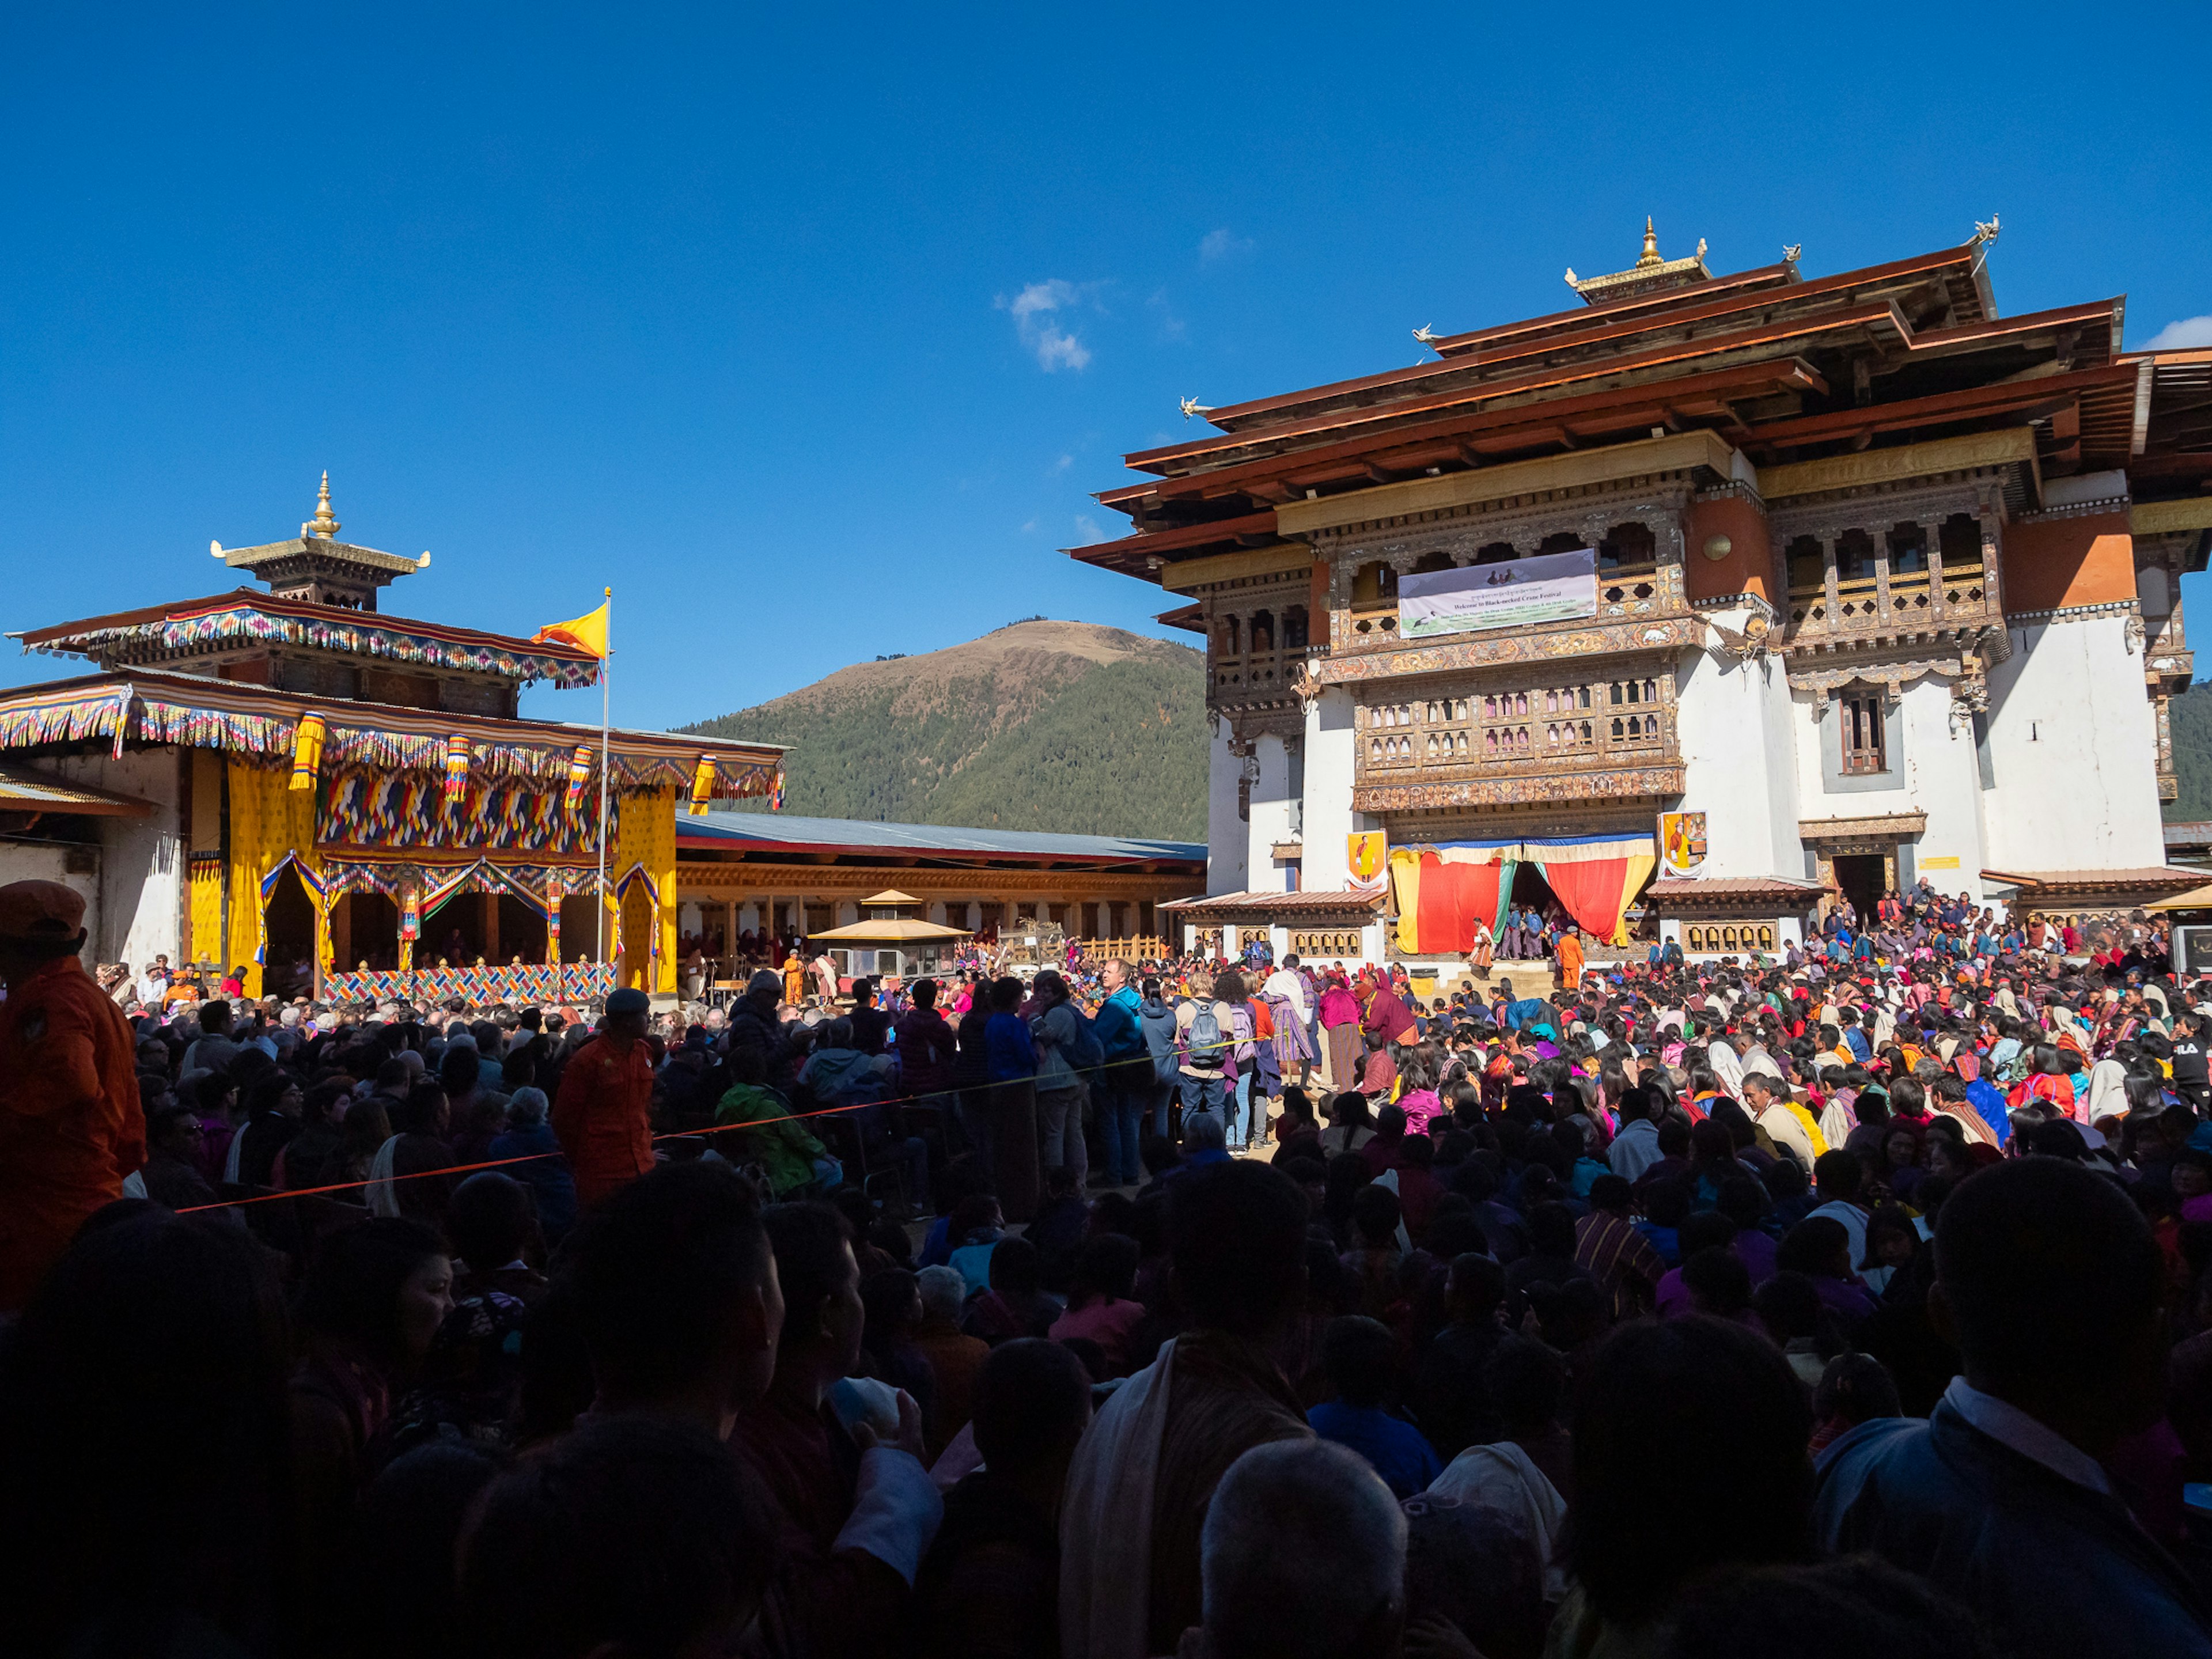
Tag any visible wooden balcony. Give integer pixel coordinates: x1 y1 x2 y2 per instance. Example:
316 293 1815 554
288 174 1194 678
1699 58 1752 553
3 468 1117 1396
1333 560 1685 661
1352 683 1682 810
1783 562 1996 648
1210 647 1295 694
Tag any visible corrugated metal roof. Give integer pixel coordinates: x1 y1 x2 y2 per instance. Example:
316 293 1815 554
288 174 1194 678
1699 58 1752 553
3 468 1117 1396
1158 889 1385 918
0 762 154 817
1980 867 2205 893
1647 877 1827 899
678 812 1205 864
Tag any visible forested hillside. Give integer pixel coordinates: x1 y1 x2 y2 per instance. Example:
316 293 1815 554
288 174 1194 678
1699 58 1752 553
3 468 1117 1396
2169 682 2212 820
679 620 1209 839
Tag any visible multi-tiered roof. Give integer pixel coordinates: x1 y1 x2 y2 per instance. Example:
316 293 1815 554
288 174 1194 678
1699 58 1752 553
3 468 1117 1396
1072 222 2208 593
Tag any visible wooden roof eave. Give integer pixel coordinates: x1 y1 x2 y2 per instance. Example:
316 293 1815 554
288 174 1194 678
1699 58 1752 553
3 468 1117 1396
1104 357 1830 512
1117 294 2112 503
16 589 603 672
1121 309 1901 482
1063 508 1279 569
1738 362 2140 456
1153 247 1982 452
0 666 787 767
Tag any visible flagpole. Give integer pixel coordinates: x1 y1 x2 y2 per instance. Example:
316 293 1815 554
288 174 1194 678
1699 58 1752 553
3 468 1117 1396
595 586 611 976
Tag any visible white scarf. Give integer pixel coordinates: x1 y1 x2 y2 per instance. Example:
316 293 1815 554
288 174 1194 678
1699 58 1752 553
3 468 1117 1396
1060 1338 1179 1659
365 1134 402 1217
1426 1441 1569 1603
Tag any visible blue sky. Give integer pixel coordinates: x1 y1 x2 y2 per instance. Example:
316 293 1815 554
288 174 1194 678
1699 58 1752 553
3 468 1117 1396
4 2 2208 729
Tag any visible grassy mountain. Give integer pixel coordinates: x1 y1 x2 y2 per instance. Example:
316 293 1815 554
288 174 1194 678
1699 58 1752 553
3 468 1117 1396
2169 682 2212 820
678 620 1209 839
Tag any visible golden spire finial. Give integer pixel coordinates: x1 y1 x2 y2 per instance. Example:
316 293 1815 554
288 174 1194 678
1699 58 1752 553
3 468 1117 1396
1637 216 1662 270
306 471 341 540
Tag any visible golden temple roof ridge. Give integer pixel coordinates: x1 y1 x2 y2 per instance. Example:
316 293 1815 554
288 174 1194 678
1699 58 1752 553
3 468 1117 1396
1566 218 1711 305
305 470 341 539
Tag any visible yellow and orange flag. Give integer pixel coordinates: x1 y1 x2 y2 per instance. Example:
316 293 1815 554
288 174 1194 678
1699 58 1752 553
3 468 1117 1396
533 601 609 659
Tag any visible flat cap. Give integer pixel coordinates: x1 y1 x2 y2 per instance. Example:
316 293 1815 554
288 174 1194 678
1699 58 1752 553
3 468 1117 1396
0 879 86 944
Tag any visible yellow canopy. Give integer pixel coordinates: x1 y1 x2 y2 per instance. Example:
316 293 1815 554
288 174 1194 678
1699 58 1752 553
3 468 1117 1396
861 889 923 907
2149 881 2212 911
808 918 972 943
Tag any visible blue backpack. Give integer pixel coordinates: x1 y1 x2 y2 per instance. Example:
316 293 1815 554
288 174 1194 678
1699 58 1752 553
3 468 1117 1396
1185 1004 1225 1069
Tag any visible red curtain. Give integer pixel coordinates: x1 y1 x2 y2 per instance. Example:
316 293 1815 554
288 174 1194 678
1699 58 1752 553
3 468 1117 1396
1412 854 1507 955
1537 857 1632 938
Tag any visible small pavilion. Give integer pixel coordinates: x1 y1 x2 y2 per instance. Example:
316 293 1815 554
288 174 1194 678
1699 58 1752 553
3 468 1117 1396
807 889 972 984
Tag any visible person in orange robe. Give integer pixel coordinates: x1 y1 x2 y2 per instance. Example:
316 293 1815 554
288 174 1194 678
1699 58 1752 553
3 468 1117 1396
552 986 657 1209
1555 926 1586 995
0 880 146 1310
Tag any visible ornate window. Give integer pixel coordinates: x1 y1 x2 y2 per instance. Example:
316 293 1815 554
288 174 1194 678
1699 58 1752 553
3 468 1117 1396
1842 694 1887 775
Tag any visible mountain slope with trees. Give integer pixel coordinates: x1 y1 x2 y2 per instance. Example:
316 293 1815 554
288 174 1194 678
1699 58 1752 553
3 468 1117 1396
2168 681 2212 820
678 620 1209 839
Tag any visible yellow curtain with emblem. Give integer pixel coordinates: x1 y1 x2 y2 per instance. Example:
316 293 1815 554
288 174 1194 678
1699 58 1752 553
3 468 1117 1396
611 787 675 993
224 756 325 998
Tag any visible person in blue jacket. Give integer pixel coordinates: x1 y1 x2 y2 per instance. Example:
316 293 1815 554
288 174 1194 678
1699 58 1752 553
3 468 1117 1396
1816 1157 2212 1659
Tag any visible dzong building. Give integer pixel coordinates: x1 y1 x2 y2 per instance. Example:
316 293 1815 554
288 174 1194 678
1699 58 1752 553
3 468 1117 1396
1074 222 2212 965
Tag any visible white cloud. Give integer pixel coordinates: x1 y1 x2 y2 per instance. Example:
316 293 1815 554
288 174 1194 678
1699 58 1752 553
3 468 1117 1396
1020 518 1040 534
997 279 1094 371
1052 453 1073 473
1074 514 1104 545
2144 315 2212 350
1199 226 1252 263
1147 287 1188 342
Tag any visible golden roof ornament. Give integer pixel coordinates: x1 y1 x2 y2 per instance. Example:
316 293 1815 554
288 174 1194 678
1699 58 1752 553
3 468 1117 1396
304 471 342 540
1566 219 1713 305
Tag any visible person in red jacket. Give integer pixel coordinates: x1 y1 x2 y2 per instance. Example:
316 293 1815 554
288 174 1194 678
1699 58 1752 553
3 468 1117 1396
0 880 145 1310
553 987 656 1209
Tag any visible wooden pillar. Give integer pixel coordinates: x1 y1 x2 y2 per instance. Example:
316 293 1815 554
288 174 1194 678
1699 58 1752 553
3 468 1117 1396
482 892 499 963
1925 518 1946 622
724 898 738 967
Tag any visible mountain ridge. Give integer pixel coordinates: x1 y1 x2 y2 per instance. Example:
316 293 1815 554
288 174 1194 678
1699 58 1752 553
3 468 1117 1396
677 620 1209 839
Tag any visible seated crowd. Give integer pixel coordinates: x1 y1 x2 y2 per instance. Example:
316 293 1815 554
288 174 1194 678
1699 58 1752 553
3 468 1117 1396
5 873 2212 1657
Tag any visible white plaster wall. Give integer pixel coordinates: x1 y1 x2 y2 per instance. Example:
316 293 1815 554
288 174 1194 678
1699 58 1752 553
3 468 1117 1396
1673 640 1802 879
1790 678 1990 898
1301 688 1360 892
46 747 183 968
0 842 101 963
1245 734 1297 893
1983 613 2165 871
1206 722 1250 896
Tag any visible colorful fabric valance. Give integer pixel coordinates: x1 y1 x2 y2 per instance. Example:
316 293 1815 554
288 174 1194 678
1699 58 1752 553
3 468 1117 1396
1522 835 1657 946
1388 843 1520 956
290 713 327 791
254 850 328 967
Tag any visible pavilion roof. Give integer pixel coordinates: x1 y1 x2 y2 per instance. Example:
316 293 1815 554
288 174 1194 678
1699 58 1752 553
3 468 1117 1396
808 917 972 944
17 589 604 689
0 666 783 800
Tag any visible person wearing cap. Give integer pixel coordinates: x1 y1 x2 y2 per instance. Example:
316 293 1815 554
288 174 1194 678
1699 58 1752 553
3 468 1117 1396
552 987 657 1209
0 879 145 1310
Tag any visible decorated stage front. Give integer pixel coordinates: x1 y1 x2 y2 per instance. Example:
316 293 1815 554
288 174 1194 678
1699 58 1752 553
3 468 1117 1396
322 960 617 1007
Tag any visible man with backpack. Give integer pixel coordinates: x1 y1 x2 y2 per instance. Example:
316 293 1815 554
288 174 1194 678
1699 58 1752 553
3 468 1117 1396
1174 972 1243 1149
1030 971 1094 1187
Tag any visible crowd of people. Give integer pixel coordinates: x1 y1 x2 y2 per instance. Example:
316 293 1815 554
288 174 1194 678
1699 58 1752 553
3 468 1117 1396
5 866 2212 1657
